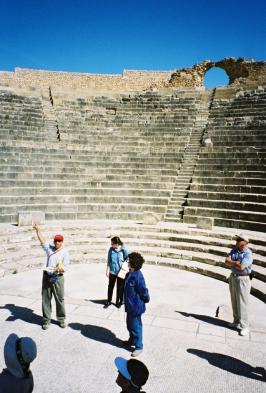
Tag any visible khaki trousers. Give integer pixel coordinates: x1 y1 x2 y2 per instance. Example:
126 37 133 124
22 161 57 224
42 272 66 323
229 274 251 329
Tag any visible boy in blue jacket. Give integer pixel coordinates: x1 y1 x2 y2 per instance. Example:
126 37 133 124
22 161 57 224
123 252 150 358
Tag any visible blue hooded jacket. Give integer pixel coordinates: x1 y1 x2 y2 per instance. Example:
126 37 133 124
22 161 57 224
124 270 150 316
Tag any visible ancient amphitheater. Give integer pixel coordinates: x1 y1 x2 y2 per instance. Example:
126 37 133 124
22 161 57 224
0 57 265 299
0 57 266 392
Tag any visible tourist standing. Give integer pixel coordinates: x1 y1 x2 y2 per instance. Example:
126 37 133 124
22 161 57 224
33 223 69 330
105 236 129 308
225 233 253 336
114 356 149 393
123 252 150 357
0 333 37 393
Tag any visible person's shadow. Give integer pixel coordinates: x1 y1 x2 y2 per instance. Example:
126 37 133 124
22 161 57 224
0 304 43 326
68 322 125 349
87 299 106 305
176 311 230 329
187 349 266 382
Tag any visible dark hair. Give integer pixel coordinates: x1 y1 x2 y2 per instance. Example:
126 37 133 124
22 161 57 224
128 252 145 271
111 236 123 246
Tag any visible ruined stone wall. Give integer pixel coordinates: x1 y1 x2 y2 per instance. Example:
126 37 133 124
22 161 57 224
169 58 266 88
0 58 265 92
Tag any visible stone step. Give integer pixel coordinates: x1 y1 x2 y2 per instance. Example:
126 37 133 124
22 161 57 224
0 179 175 190
190 183 266 194
0 187 171 197
184 206 266 226
164 217 182 222
192 176 266 186
0 194 169 206
184 214 266 233
188 191 266 203
0 165 178 176
194 170 266 178
0 151 183 163
196 164 266 171
0 172 177 182
0 160 179 170
187 198 266 213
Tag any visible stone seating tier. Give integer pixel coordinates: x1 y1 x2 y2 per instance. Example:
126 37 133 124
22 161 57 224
0 85 266 232
188 191 266 203
0 221 265 302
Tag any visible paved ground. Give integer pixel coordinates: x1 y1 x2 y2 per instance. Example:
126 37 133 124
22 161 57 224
0 263 265 393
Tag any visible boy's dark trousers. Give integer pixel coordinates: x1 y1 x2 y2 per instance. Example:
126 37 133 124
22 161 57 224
42 272 66 323
108 273 124 305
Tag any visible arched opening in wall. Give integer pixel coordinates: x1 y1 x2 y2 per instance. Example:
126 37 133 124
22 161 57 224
204 67 229 88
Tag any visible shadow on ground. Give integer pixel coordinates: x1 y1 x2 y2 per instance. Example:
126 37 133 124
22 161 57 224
187 349 266 382
176 311 230 328
87 299 106 305
0 304 43 326
0 304 61 326
68 322 125 349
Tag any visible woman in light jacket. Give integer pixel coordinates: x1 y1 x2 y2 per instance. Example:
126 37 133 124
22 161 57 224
104 236 128 309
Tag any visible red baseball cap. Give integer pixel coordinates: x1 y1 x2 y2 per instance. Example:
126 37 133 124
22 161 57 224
54 234 64 242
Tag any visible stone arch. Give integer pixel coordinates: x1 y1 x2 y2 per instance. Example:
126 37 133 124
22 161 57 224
203 65 230 87
214 58 249 84
168 58 258 88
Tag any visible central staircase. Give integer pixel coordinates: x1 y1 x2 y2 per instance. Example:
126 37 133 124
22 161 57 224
165 89 214 222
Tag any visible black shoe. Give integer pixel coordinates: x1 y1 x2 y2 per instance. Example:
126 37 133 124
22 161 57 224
103 301 111 309
116 302 122 308
120 339 134 349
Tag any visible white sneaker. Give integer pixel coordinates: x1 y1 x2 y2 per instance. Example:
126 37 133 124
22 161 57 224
240 328 249 336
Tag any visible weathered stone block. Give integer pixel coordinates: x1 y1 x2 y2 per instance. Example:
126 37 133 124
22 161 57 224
142 212 161 225
18 211 45 226
197 217 213 230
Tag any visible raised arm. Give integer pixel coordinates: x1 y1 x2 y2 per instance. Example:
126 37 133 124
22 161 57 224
33 223 46 245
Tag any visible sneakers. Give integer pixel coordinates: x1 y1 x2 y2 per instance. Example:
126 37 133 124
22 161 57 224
131 349 143 357
240 328 249 336
103 301 111 309
59 321 67 328
42 322 50 330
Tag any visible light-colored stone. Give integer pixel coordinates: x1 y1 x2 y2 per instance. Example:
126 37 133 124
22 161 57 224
197 217 214 230
18 211 45 226
142 212 161 225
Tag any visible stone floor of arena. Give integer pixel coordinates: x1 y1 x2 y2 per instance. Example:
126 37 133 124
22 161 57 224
0 263 265 393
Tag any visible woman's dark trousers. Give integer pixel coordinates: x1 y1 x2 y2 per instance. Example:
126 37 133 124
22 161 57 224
108 273 124 305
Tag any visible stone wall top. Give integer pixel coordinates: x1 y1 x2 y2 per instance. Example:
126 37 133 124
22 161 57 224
0 58 265 92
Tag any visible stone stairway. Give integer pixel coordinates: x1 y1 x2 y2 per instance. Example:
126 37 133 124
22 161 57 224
41 87 60 141
165 90 215 222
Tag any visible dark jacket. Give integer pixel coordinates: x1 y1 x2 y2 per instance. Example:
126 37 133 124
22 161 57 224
0 369 33 393
124 270 150 316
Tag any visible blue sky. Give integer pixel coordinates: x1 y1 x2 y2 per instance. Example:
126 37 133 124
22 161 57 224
0 0 265 87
